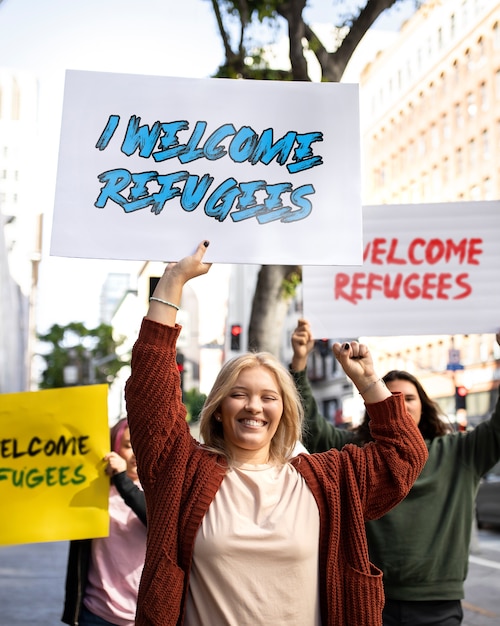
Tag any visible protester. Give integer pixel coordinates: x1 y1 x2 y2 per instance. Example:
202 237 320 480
62 418 146 626
124 241 427 626
291 318 500 626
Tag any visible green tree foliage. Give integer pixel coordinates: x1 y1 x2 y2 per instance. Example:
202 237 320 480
37 322 128 389
184 388 208 422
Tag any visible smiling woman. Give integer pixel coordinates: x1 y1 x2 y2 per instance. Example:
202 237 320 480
201 356 293 465
124 240 428 626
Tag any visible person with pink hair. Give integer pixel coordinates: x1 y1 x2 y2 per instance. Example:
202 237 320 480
62 417 146 626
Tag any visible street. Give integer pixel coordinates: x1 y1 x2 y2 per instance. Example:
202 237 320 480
0 528 499 625
463 527 500 626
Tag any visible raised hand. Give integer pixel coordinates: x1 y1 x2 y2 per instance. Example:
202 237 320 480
333 341 391 404
148 241 211 325
291 318 315 372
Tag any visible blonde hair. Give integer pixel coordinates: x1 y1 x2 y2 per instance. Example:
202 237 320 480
199 352 303 465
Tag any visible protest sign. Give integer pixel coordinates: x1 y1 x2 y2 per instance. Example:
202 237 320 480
51 70 362 266
0 385 109 546
303 201 500 337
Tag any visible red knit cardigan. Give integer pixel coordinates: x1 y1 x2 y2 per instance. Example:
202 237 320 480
125 319 428 626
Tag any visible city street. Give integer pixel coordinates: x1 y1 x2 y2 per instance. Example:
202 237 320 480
0 528 499 625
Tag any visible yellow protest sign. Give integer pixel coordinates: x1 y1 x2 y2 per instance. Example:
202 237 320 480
0 385 110 546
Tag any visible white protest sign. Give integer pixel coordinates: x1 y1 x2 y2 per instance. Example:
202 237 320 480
50 70 362 266
303 201 500 337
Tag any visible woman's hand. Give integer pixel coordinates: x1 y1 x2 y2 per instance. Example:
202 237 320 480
160 240 212 286
104 451 127 476
333 341 391 404
147 240 211 325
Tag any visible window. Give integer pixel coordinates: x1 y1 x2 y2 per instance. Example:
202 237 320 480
495 70 500 99
476 37 485 67
431 166 440 195
443 157 450 185
438 27 443 50
429 81 435 106
442 113 451 140
421 172 429 200
494 22 500 50
470 184 480 201
465 48 473 73
484 177 493 200
418 133 427 157
440 72 447 96
468 138 476 167
431 124 439 149
480 82 489 111
455 102 463 128
482 130 490 159
467 92 476 118
456 148 463 175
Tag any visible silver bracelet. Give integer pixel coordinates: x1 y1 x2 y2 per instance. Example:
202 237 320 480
358 378 385 395
149 297 180 311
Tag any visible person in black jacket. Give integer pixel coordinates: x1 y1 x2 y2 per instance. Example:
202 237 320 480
61 418 146 626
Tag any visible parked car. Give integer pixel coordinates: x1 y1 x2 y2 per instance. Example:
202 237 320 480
476 460 500 528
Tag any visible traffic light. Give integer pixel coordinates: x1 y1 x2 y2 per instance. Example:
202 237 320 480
176 353 185 397
455 386 468 411
230 324 242 351
316 338 330 357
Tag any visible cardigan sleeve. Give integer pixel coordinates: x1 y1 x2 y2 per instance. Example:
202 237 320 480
340 392 428 521
125 317 193 492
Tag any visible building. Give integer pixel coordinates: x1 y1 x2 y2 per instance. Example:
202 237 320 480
355 0 500 424
361 0 500 205
0 68 41 391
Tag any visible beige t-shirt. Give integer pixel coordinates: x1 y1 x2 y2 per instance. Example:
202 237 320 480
185 462 321 626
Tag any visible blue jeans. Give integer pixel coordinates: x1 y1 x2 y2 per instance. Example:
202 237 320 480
383 599 463 626
79 605 119 626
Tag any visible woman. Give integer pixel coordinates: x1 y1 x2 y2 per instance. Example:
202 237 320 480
291 318 500 626
125 241 428 626
62 418 146 626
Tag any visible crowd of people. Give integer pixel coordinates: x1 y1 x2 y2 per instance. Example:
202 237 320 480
60 242 500 626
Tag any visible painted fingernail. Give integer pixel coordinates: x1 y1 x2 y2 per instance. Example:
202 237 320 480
344 343 350 350
203 241 209 247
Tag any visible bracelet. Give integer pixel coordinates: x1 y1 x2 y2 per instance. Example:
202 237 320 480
358 378 385 395
149 297 180 311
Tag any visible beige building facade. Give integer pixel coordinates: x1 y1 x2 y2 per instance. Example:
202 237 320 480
357 0 500 423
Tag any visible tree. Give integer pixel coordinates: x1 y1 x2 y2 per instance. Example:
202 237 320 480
208 0 416 352
37 322 128 389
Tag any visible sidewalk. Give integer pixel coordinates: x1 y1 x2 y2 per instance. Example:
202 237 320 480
0 540 68 626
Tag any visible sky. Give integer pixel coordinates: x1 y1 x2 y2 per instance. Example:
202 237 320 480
0 0 228 331
0 0 413 332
